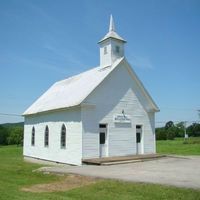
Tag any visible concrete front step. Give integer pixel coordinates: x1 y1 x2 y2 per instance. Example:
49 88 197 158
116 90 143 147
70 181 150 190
101 158 163 166
101 159 141 166
82 154 166 165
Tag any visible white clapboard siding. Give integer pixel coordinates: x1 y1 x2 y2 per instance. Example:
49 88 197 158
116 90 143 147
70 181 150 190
82 62 156 159
23 108 82 165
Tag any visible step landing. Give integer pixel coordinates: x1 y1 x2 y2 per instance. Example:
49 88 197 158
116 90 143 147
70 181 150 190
82 154 166 165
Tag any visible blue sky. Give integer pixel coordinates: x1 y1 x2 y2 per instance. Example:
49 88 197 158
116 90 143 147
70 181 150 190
0 0 200 126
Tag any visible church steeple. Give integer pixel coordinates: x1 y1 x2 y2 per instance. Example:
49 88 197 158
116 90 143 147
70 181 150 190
109 15 115 32
98 15 126 67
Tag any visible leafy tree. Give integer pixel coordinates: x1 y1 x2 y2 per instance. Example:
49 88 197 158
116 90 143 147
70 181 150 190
7 127 23 145
166 126 176 140
156 121 177 140
156 121 200 140
156 127 167 140
0 122 24 145
0 125 8 145
175 122 185 137
165 121 174 129
187 123 200 137
164 121 176 140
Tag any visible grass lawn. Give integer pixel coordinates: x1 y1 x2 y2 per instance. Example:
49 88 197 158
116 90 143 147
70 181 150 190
157 137 200 155
0 146 200 200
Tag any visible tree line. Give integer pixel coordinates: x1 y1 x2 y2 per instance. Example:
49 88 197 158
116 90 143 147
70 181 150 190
0 122 23 145
156 121 200 140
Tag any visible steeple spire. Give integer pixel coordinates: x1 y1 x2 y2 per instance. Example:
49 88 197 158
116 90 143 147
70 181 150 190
98 15 126 43
109 14 115 32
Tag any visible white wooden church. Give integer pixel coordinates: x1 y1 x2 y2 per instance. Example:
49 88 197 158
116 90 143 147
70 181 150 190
23 16 159 165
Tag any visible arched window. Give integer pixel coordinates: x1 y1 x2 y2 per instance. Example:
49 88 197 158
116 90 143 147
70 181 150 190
44 125 49 147
31 127 35 146
61 124 66 148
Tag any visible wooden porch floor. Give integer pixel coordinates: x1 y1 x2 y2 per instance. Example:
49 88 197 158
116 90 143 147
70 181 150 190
82 154 166 165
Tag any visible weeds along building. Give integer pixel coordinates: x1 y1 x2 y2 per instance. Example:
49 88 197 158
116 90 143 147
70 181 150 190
23 16 159 165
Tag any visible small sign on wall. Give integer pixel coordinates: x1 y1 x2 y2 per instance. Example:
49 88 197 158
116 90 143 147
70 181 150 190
113 114 131 123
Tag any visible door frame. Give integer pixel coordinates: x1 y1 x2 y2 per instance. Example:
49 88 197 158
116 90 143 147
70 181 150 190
99 123 108 158
136 124 144 154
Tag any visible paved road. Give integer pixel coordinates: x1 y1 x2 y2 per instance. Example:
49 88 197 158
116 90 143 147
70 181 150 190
39 156 200 189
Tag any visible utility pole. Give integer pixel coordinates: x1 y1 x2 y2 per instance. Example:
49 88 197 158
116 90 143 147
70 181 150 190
184 121 188 140
198 110 200 121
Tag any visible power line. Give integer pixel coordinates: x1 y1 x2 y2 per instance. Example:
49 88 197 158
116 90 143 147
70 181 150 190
0 113 22 117
156 120 200 124
160 107 200 111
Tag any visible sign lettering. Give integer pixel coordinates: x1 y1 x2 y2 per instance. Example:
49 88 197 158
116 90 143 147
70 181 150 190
113 114 131 123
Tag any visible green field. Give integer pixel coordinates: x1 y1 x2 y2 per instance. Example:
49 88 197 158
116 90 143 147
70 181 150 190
0 146 200 200
157 137 200 155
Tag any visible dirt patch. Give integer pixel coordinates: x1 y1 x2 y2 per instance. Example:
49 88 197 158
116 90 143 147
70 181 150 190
21 174 99 193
